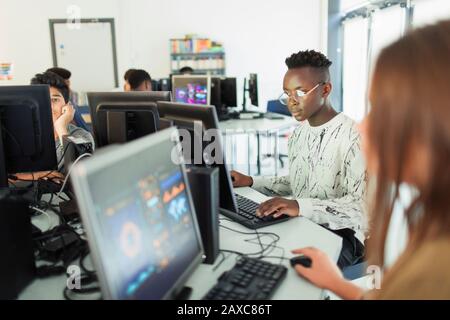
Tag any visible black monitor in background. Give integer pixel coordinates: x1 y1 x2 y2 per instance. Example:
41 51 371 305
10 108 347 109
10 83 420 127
159 78 171 92
248 73 259 107
0 85 57 189
157 101 237 214
210 77 237 107
150 79 159 91
70 128 204 299
210 76 221 109
210 77 234 121
86 91 172 146
151 79 171 92
95 102 160 148
239 73 262 119
220 77 237 108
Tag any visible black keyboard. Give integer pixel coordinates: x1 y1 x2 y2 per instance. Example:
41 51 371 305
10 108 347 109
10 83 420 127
221 194 289 229
235 194 260 219
203 257 287 300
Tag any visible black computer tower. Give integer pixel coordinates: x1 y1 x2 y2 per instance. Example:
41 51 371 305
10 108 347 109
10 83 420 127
186 166 220 265
0 192 36 299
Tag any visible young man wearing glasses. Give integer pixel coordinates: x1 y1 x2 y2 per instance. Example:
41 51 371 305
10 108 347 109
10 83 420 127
231 50 367 269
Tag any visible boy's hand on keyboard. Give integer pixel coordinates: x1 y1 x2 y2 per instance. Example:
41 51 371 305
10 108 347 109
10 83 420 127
230 170 253 187
256 197 299 218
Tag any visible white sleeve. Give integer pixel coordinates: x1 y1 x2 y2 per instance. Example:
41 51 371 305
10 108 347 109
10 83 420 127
251 175 292 197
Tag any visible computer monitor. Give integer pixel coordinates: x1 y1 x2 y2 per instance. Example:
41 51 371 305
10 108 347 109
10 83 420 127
70 128 204 300
95 102 160 148
248 73 259 107
172 75 210 105
0 85 57 188
157 101 238 214
220 77 237 108
210 77 222 108
239 73 261 119
86 91 172 146
159 78 171 92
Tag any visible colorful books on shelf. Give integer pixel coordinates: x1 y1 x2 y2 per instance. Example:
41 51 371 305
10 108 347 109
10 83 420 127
170 38 223 54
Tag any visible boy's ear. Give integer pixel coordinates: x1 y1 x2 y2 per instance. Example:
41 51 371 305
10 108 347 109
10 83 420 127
323 82 332 97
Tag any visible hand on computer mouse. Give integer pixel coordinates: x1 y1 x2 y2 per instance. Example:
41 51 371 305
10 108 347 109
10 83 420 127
290 255 312 268
290 247 343 290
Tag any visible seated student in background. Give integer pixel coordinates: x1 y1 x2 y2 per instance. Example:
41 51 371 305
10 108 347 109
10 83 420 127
46 67 90 132
30 71 94 173
293 20 450 299
231 50 367 269
128 69 152 91
123 68 136 91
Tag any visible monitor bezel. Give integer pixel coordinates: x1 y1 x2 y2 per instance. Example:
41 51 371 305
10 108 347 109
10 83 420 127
86 91 172 146
157 101 239 214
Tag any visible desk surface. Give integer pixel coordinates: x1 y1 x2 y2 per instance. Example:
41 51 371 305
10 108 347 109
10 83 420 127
20 187 342 300
219 116 298 133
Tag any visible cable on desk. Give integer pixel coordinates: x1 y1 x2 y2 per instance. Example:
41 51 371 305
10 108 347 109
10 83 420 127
219 223 285 263
30 205 53 231
63 245 100 300
57 152 92 198
7 143 70 186
63 274 101 301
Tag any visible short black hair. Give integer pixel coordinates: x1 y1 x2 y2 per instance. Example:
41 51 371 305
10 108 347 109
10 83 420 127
285 50 332 82
31 71 70 103
46 67 71 80
128 69 151 90
179 66 194 74
285 50 332 69
124 68 136 81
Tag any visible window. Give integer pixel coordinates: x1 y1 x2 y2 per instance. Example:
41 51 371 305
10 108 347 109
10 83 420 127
370 5 406 70
337 0 450 121
342 17 369 122
340 0 370 12
412 0 450 27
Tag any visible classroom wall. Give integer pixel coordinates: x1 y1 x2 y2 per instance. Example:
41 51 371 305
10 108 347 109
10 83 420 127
0 0 120 87
0 0 327 109
117 0 326 109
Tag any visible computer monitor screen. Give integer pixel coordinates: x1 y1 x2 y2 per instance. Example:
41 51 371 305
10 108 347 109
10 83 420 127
71 128 203 300
220 78 237 108
87 91 171 146
172 75 210 105
0 85 57 188
210 77 221 108
157 101 238 214
248 73 258 107
95 102 160 148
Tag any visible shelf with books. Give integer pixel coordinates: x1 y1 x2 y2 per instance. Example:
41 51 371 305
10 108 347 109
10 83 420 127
170 52 226 75
169 37 226 75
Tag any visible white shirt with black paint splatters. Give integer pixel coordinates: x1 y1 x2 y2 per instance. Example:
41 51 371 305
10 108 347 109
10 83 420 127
252 112 368 244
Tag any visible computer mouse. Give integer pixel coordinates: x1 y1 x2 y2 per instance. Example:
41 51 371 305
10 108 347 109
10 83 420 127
290 255 312 268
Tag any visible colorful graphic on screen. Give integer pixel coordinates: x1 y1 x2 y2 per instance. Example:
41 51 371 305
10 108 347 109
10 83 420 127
93 166 197 299
175 83 207 104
